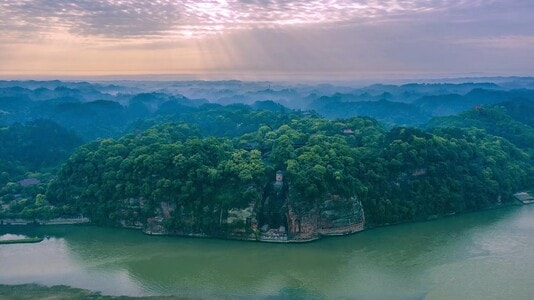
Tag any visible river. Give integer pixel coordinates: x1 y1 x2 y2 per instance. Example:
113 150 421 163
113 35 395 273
1 205 534 299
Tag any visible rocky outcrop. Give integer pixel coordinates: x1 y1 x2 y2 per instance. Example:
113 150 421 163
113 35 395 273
222 181 365 242
319 195 365 236
113 175 366 242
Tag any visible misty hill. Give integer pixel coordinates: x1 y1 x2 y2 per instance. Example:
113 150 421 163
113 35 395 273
306 88 534 125
1 79 533 140
426 101 534 156
0 86 114 102
498 98 534 127
354 82 501 103
310 98 429 126
132 102 304 138
0 120 83 181
414 88 534 116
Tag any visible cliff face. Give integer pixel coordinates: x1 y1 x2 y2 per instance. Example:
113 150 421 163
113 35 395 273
115 178 365 242
254 189 365 242
319 195 365 236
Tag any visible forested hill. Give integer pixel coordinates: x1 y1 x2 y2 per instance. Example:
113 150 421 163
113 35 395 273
426 100 534 156
0 120 83 181
46 115 530 231
0 79 532 238
0 120 83 220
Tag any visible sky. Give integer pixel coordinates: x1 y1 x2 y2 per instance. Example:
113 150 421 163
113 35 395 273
0 0 533 81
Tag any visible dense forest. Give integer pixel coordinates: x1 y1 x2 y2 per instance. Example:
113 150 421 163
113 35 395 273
0 120 82 219
427 99 534 156
45 115 531 231
0 80 532 238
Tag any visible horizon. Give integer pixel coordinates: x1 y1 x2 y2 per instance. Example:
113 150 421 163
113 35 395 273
1 74 533 87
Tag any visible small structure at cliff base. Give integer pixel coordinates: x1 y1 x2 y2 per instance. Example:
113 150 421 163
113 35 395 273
514 192 534 204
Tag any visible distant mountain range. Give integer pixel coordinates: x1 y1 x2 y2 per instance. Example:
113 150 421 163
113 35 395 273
1 78 533 138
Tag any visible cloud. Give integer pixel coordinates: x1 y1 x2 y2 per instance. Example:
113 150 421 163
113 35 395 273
1 0 532 78
453 35 534 49
0 0 489 40
0 0 183 38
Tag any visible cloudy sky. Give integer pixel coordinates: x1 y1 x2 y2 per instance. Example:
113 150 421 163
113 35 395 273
0 0 533 80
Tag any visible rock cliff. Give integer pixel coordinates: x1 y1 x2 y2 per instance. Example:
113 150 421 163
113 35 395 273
116 173 365 242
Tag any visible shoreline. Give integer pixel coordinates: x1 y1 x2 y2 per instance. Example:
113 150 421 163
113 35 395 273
0 284 171 299
0 198 529 243
0 217 90 226
0 237 44 245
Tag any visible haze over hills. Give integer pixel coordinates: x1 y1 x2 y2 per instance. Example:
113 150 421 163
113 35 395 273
1 77 534 139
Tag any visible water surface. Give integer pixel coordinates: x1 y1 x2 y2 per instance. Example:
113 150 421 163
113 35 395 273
1 205 534 299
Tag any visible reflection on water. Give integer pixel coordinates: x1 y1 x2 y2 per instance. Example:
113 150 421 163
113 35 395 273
1 205 534 299
0 236 145 296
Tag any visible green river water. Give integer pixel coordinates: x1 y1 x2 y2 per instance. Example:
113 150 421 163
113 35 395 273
1 205 534 299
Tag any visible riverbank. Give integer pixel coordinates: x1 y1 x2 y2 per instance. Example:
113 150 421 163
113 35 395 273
0 237 43 245
0 193 530 244
0 284 179 299
0 217 90 226
141 219 366 243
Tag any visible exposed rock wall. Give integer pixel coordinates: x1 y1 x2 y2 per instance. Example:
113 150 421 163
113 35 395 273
114 182 365 242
